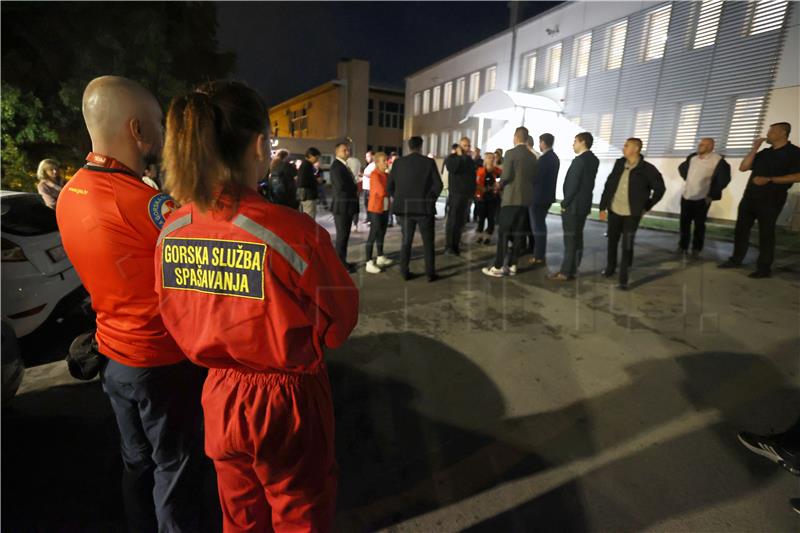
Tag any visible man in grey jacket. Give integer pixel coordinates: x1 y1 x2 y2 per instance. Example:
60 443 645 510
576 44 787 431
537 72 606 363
482 127 538 277
550 132 600 281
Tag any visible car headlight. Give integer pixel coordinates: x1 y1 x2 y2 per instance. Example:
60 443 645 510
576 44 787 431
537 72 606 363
46 245 67 263
1 238 26 262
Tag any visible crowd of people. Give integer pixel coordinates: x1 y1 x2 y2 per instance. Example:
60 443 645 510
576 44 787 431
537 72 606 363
32 71 799 531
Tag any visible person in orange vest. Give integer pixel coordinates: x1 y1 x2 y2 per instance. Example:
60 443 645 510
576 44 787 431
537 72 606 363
155 80 359 532
473 152 502 244
364 151 394 273
56 76 205 532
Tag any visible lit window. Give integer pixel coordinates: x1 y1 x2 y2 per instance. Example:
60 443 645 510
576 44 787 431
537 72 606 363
441 131 449 157
455 77 466 106
633 109 653 151
430 133 438 156
573 33 592 77
674 103 702 150
749 0 788 35
469 72 481 102
443 81 453 109
422 89 430 114
524 53 537 89
598 113 613 143
644 5 671 61
485 66 497 92
726 96 765 149
547 43 562 84
606 20 627 70
432 86 441 112
413 93 421 116
693 0 723 48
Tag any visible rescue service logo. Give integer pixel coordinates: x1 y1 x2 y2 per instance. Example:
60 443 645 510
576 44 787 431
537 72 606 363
161 238 266 300
148 193 178 229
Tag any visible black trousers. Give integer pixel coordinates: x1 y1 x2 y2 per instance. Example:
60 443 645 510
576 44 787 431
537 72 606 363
494 206 529 269
101 359 206 533
365 211 389 260
445 193 470 253
529 203 552 260
560 211 588 277
333 213 353 264
398 214 436 277
731 192 787 273
475 198 499 234
606 211 642 285
679 197 711 251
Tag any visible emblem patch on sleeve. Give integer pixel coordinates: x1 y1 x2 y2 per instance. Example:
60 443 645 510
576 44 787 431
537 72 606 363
161 238 266 299
148 193 178 229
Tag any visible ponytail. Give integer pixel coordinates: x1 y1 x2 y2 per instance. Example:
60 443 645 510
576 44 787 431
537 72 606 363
163 81 268 213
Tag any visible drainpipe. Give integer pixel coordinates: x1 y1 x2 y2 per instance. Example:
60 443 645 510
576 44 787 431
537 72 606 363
507 2 520 91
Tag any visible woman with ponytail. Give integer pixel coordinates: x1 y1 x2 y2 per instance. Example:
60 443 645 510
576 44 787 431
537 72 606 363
155 81 359 532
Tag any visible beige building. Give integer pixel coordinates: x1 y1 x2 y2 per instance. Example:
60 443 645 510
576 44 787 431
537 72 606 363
269 59 405 162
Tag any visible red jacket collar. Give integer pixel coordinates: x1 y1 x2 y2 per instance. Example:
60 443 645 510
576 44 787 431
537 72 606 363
86 152 138 175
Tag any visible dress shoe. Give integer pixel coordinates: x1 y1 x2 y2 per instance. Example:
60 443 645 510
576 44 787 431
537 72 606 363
718 259 740 269
747 269 771 279
601 268 615 278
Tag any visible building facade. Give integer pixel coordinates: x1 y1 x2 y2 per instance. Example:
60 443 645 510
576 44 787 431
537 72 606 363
405 1 799 224
269 59 404 161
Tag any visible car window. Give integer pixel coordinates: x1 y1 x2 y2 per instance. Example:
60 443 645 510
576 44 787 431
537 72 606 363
1 195 58 236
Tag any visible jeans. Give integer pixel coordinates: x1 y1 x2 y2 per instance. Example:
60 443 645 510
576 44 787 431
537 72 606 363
494 206 529 269
365 211 389 261
398 214 436 277
679 197 710 251
333 214 353 264
606 210 642 285
528 203 551 260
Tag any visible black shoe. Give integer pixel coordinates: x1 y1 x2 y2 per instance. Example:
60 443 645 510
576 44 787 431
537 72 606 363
617 282 628 291
401 271 419 281
676 247 688 255
718 259 741 269
427 274 440 283
443 248 460 257
747 269 771 279
346 263 358 274
737 431 800 475
601 268 615 278
690 249 701 260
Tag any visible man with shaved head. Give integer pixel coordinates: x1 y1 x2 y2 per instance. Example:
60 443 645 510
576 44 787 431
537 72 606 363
56 76 204 532
676 137 730 257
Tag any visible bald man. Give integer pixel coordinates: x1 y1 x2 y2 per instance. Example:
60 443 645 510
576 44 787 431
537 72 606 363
676 137 730 257
57 76 205 532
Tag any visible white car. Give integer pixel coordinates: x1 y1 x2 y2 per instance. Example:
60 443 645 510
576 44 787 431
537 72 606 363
1 191 86 341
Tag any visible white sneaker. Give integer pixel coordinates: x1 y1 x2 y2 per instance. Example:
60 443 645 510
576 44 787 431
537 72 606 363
365 260 382 274
482 266 506 278
376 255 394 267
508 265 518 276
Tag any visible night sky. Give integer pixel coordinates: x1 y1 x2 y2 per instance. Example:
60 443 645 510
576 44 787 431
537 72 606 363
217 1 561 107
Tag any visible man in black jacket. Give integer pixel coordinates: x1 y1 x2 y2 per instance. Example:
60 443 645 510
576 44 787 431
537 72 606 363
599 137 666 289
550 132 600 281
329 142 359 271
388 136 444 281
677 138 731 257
444 136 477 255
529 133 560 265
297 147 322 219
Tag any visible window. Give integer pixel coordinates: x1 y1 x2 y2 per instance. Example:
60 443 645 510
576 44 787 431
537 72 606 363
367 99 374 126
573 33 592 77
378 101 402 129
674 103 702 150
441 131 449 156
693 0 723 48
430 133 438 156
598 113 613 143
422 89 430 114
644 5 671 61
469 72 481 102
546 43 562 84
289 107 308 137
524 53 537 89
749 1 788 36
727 96 765 149
485 66 497 92
413 93 421 116
606 20 628 70
443 81 453 109
455 77 466 106
633 109 653 151
432 85 441 112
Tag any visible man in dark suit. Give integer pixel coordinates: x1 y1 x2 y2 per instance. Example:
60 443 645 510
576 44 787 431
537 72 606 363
529 133 560 265
482 127 538 277
598 137 666 289
388 136 444 281
549 132 600 281
329 142 359 272
443 136 477 255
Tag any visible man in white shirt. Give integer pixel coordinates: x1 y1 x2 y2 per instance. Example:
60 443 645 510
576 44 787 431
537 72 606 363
677 137 731 256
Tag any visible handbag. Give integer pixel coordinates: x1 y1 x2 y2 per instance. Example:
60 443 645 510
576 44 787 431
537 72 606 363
66 330 105 380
